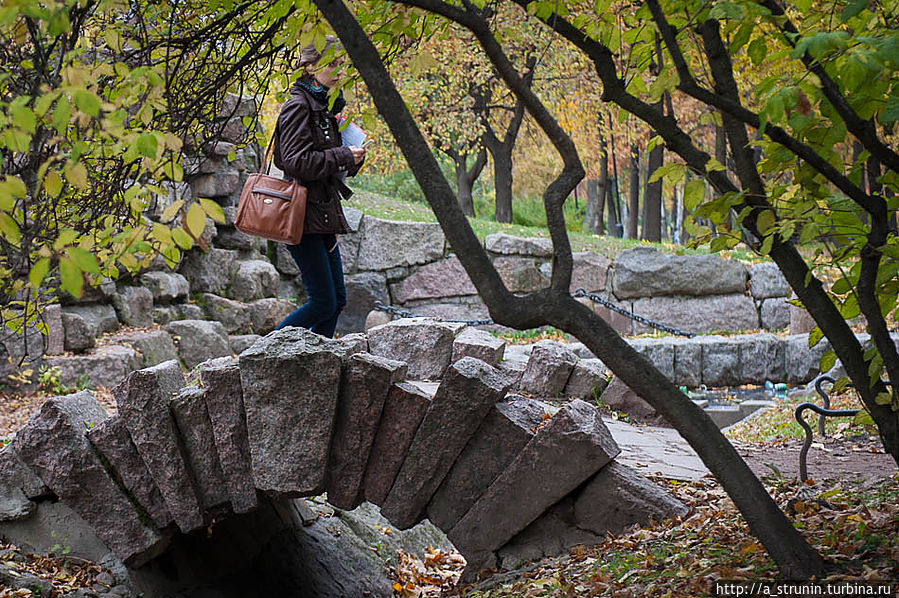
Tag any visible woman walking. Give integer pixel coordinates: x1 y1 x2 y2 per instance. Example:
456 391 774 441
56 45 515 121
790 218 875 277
274 39 365 337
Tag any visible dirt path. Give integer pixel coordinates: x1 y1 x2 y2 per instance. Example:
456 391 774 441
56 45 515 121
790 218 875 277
735 434 896 483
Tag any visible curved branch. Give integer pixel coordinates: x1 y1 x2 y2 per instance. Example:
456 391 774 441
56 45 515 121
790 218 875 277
759 0 899 176
646 0 883 216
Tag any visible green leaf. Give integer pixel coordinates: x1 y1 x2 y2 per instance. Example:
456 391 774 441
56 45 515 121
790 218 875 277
748 38 767 67
841 0 867 22
831 277 851 294
808 325 824 347
161 199 185 222
29 258 49 296
136 133 158 159
64 162 88 190
198 198 225 223
66 247 100 275
59 257 83 299
73 90 100 117
874 391 892 406
0 212 21 245
185 203 207 238
0 176 26 211
171 227 194 249
852 408 875 426
11 104 36 134
756 210 776 234
684 179 705 210
820 350 837 373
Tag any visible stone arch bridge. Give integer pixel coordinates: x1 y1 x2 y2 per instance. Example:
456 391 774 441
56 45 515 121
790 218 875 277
1 326 685 594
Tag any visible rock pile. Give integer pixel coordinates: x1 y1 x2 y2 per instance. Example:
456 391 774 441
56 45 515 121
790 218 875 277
0 324 686 587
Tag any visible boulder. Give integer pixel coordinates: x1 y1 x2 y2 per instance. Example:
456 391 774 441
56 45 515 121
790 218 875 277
139 271 190 304
238 328 344 498
42 344 142 389
179 248 238 295
790 303 816 335
630 294 759 335
750 262 791 299
229 334 261 355
201 293 253 334
570 252 612 293
761 298 791 331
364 382 433 506
60 304 119 337
600 376 657 419
737 333 786 383
215 227 260 252
670 337 702 388
389 257 477 303
572 462 687 534
110 329 179 367
13 391 167 566
427 398 548 531
518 340 578 398
381 358 510 530
273 243 301 276
87 416 173 528
0 445 44 522
42 304 65 356
61 311 95 352
499 462 687 568
364 309 391 332
612 247 748 299
785 333 830 384
484 233 553 257
564 359 609 400
170 387 230 510
190 171 240 199
326 353 407 510
356 217 445 271
114 361 202 532
367 318 462 380
405 300 490 323
629 338 676 381
493 257 548 293
337 271 389 335
112 286 154 328
197 358 258 513
228 260 280 302
452 327 505 365
165 319 232 369
448 400 619 573
699 336 743 387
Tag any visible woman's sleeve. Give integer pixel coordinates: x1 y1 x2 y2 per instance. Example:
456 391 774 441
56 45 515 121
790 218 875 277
277 98 356 181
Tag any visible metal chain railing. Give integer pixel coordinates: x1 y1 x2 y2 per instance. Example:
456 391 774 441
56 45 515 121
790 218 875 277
372 287 696 337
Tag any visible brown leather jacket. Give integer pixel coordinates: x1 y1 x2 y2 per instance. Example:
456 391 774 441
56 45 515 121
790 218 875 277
272 88 361 235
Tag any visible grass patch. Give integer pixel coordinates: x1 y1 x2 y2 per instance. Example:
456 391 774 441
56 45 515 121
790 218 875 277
346 187 763 262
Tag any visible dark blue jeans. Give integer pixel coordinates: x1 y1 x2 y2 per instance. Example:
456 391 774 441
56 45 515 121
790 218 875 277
275 233 346 338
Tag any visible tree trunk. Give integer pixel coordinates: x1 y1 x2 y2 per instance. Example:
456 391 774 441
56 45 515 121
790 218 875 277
627 144 640 239
493 149 514 223
642 139 663 242
319 1 827 579
606 176 619 237
583 178 604 234
454 161 476 216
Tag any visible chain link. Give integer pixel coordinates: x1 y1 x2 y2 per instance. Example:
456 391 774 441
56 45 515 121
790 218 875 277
372 290 695 338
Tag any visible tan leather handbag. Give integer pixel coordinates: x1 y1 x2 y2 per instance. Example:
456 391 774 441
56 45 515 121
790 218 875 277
235 130 307 245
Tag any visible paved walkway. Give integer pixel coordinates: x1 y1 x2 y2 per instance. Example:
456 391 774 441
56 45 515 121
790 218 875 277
604 418 710 481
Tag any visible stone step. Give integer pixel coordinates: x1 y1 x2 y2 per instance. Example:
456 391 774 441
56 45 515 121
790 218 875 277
448 400 620 575
326 353 407 510
239 328 344 498
115 360 204 533
13 391 168 566
171 387 230 511
197 357 258 514
380 357 509 530
426 397 548 531
363 382 433 506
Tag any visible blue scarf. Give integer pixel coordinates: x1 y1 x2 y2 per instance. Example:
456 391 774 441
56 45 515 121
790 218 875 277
291 77 346 114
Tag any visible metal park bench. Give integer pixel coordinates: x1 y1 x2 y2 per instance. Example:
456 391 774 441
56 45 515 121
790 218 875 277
795 375 892 482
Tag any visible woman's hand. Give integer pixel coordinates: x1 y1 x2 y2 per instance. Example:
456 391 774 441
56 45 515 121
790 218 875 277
349 145 366 164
